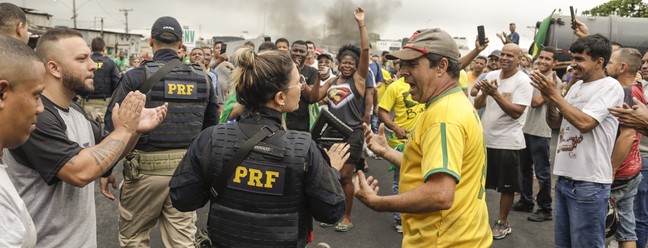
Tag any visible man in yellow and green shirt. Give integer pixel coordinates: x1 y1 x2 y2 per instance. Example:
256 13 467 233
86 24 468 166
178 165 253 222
355 28 492 248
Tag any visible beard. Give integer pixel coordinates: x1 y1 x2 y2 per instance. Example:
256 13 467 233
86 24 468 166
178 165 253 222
62 68 94 97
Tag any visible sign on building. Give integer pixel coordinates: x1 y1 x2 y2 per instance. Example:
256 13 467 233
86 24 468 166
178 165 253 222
376 40 403 52
183 26 196 47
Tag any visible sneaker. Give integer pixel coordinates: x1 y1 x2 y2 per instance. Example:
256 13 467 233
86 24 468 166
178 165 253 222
492 220 512 240
394 220 403 233
528 209 553 222
511 201 534 213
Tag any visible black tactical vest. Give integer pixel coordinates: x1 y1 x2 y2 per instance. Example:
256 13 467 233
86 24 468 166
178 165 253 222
140 61 210 149
207 123 311 248
91 54 109 97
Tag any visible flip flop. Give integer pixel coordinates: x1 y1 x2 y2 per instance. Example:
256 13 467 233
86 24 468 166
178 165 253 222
319 222 336 228
334 223 354 232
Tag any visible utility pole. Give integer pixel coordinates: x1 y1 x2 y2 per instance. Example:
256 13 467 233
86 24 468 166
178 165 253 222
100 17 104 37
119 8 133 33
72 0 78 28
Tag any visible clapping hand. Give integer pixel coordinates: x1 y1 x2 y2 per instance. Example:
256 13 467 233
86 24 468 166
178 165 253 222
609 97 648 134
530 70 558 101
112 91 145 133
136 101 168 133
475 79 499 96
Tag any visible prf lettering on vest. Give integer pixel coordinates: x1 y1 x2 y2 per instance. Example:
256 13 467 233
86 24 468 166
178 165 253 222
233 166 280 188
227 162 286 196
167 83 195 95
96 62 103 69
164 81 198 99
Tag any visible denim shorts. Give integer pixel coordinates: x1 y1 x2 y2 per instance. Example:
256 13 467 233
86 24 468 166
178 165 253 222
611 173 643 241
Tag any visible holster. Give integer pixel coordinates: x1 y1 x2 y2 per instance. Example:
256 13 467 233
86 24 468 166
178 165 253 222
123 151 141 181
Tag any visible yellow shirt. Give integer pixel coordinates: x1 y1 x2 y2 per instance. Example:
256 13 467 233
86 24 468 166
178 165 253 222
467 72 480 85
458 69 468 89
377 68 393 101
377 77 425 147
400 87 492 248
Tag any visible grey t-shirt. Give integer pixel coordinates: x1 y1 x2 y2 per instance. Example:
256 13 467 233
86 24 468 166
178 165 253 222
523 74 562 138
5 96 101 247
327 77 365 129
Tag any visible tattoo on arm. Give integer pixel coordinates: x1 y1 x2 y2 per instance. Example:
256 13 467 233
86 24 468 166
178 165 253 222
90 139 125 173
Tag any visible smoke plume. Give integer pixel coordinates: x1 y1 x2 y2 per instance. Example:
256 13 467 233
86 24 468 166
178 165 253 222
265 0 401 51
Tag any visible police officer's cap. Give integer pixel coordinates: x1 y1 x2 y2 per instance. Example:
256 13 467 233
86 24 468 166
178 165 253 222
151 16 183 43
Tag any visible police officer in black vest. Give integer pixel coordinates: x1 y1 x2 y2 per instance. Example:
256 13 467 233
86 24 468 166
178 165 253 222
82 37 120 125
169 48 348 248
103 16 219 247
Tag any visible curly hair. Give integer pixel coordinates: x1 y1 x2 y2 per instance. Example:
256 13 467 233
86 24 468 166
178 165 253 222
337 44 361 67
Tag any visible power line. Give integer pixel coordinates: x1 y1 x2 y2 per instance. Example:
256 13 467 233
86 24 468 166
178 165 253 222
93 0 121 23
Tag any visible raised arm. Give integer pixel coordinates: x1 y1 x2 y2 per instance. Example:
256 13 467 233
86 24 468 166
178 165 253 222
353 7 369 97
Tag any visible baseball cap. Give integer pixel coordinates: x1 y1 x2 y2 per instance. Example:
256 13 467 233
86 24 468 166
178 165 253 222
317 52 334 61
151 16 183 42
385 28 460 61
488 50 501 58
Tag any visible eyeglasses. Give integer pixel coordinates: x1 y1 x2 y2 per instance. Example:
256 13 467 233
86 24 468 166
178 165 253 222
287 75 306 90
403 45 430 55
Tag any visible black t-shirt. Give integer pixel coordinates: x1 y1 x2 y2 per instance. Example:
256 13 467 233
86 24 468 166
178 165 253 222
285 65 318 131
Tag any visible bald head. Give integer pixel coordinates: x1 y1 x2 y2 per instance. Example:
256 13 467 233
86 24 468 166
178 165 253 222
500 43 522 72
0 34 43 83
0 3 29 43
35 27 83 62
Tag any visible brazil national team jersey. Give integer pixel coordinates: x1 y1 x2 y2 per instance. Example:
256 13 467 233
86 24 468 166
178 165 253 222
399 87 492 248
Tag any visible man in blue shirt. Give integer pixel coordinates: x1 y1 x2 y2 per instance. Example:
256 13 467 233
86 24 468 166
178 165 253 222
497 23 519 45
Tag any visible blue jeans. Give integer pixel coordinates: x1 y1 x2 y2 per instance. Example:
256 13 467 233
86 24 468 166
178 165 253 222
520 134 552 211
554 177 610 248
635 158 648 248
371 114 379 134
392 166 401 222
612 173 642 241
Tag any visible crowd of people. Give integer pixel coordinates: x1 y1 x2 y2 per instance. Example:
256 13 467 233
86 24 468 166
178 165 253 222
2 1 648 248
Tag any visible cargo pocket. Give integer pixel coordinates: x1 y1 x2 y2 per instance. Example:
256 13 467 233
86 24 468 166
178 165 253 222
118 205 136 238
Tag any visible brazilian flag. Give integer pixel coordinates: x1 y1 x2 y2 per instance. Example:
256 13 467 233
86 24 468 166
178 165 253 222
531 10 556 60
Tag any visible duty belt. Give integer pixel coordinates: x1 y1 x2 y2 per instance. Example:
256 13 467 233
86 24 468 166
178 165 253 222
137 149 187 176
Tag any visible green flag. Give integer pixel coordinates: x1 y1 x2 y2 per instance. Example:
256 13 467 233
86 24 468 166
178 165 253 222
531 10 556 60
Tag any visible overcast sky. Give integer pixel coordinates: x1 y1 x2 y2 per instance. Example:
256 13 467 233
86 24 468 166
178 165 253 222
9 0 616 50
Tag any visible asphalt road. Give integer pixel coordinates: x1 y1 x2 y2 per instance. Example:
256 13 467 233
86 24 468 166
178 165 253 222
96 157 557 248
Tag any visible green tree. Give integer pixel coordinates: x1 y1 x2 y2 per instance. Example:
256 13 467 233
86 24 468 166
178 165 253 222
582 0 648 17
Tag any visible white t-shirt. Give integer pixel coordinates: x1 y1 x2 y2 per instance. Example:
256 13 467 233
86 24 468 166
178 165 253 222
480 70 533 149
306 59 318 69
553 77 623 184
0 157 37 248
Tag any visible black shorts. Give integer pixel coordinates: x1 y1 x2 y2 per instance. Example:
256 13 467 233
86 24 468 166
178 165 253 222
347 129 366 166
485 148 522 193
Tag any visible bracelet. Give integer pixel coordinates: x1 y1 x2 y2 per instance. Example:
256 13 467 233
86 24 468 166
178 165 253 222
359 24 366 28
